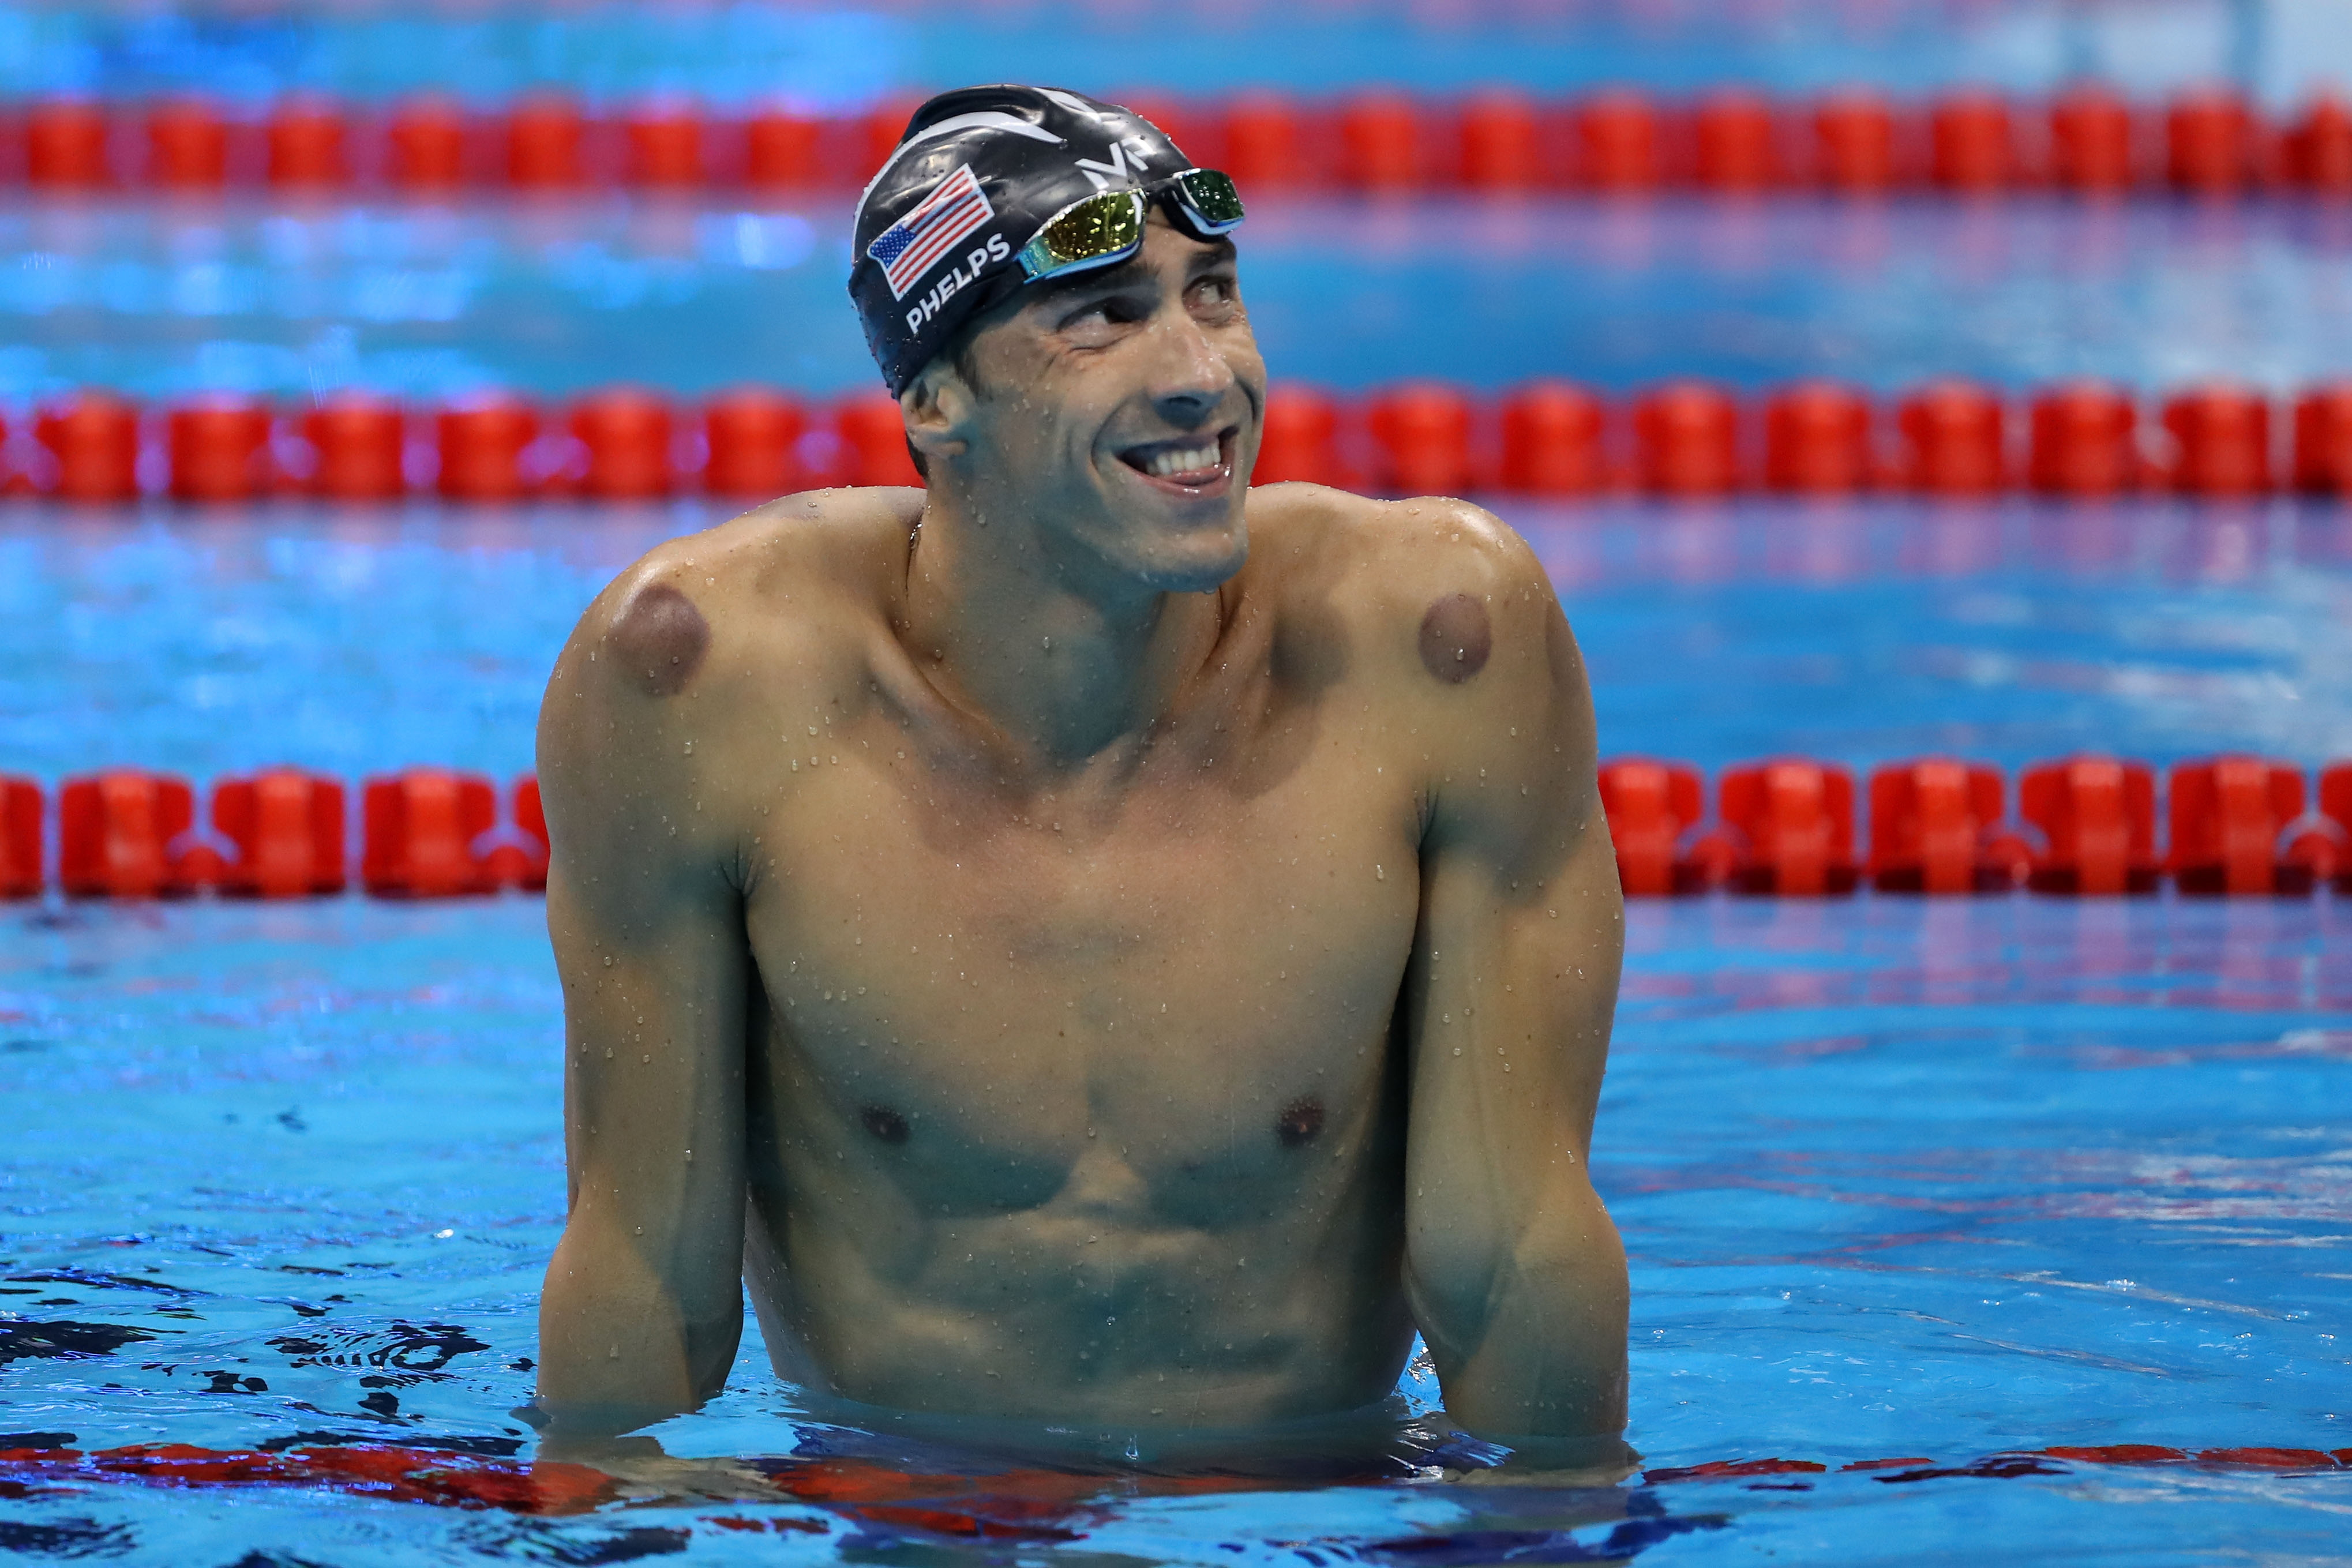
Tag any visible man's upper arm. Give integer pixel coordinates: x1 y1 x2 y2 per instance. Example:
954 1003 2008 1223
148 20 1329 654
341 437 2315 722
535 559 755 1413
1390 504 1628 1439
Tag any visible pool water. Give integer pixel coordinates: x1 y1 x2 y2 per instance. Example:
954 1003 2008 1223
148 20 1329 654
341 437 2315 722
3 497 2350 1563
5 196 2348 403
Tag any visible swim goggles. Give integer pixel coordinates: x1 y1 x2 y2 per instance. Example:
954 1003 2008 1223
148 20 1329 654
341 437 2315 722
1015 168 1246 283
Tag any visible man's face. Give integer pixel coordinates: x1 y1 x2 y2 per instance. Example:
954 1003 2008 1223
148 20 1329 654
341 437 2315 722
936 215 1265 594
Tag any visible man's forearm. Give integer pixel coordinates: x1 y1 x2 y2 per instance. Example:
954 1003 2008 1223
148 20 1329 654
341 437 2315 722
536 1219 742 1438
1428 1190 1629 1445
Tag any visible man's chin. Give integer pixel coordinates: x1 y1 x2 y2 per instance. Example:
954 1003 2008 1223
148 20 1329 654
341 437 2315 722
1132 522 1249 595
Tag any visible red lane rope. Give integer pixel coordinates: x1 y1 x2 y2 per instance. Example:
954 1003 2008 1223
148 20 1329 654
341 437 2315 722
5 86 2347 199
4 757 2348 902
6 378 2349 502
0 1436 2339 1527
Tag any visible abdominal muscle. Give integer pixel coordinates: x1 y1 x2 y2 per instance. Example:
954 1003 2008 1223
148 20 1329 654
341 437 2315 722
737 1025 1416 1436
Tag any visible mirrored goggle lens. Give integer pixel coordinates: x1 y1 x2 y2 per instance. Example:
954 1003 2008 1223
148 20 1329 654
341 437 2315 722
1168 168 1245 234
1017 191 1146 282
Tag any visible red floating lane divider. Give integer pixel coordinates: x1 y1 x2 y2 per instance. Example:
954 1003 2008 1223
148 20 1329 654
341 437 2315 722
2321 764 2352 894
1930 91 2015 192
2287 97 2352 195
4 763 2351 901
2050 85 2137 193
267 97 348 188
625 100 704 188
1367 382 1473 496
834 392 922 489
362 769 498 898
1813 91 1896 194
213 768 347 898
27 99 111 188
503 775 550 893
1222 92 1306 190
1867 759 2010 894
303 392 407 501
1897 380 2008 494
60 770 198 899
1339 91 1421 191
1499 380 1606 496
388 95 468 190
570 387 675 500
436 395 541 502
9 379 2348 502
1719 760 1860 897
1576 88 1661 192
1634 381 1740 496
704 386 806 498
2165 384 2272 496
507 94 586 189
36 391 141 503
1596 760 1705 896
1693 89 1780 192
2019 756 2160 896
1764 381 1873 494
1252 388 1342 486
2291 383 2352 493
2169 757 2306 895
745 107 822 189
147 97 228 189
1 777 43 899
2168 90 2257 195
167 396 275 504
1457 91 1541 190
2168 756 2321 897
2030 382 2141 497
10 86 2352 197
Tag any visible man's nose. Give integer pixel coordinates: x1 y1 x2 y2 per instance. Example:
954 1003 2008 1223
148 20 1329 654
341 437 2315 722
1143 305 1235 427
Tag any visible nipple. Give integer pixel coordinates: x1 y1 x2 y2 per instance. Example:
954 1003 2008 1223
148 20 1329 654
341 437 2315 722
1275 1097 1326 1147
861 1105 910 1145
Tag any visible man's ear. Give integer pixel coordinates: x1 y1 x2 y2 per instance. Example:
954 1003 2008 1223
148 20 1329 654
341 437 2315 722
901 358 975 470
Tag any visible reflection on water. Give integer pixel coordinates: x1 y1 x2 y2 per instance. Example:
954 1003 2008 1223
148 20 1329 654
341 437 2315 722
4 494 2347 786
0 892 2346 1560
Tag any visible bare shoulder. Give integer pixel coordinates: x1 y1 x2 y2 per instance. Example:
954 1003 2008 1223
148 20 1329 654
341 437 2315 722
1243 482 1577 714
545 486 920 721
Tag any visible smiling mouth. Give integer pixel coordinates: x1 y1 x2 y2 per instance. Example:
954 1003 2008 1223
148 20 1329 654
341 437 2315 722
1119 428 1236 489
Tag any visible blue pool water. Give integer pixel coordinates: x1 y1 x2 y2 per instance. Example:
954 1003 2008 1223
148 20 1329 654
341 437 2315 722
0 0 2278 106
5 196 2350 402
3 497 2350 1563
7 0 2352 1550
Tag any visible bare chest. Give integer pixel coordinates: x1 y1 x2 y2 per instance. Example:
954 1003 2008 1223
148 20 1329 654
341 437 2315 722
738 736 1422 1215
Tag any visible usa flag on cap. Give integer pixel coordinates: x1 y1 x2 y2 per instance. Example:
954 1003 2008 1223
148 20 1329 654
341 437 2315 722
867 165 995 301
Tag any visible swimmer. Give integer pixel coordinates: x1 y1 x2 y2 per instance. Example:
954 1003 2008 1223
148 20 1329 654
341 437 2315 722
532 85 1630 1479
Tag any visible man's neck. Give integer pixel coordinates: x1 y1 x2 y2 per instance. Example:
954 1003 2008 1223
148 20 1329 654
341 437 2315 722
897 484 1227 776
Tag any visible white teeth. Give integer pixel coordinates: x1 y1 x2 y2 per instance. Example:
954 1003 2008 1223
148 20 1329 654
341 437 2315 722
1146 444 1220 478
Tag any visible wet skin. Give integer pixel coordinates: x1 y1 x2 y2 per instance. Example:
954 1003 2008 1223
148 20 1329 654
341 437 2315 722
535 217 1629 1463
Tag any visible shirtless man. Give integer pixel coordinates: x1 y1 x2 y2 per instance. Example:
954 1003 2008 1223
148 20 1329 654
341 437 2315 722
533 85 1629 1472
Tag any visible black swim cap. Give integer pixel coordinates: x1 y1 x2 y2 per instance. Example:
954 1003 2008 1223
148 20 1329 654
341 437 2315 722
850 85 1195 396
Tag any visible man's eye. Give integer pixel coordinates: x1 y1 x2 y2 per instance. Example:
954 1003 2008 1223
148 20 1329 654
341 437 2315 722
1194 277 1236 306
1064 298 1140 331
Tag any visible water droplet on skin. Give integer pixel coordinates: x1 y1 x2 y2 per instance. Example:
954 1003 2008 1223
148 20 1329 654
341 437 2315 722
1375 864 1385 880
608 1345 619 1358
682 740 693 755
640 1053 650 1064
602 955 613 967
